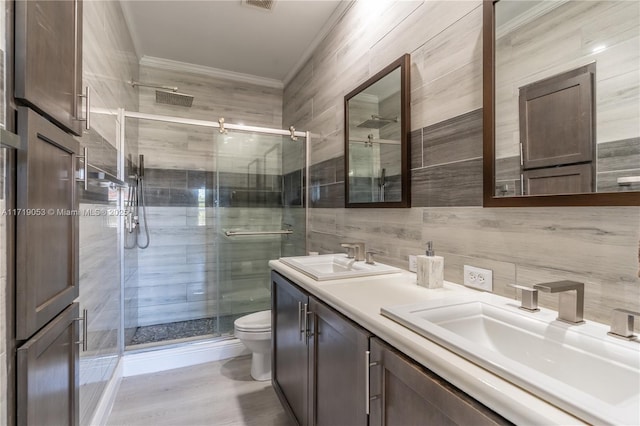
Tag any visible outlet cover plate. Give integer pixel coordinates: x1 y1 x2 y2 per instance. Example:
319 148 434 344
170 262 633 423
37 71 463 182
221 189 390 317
463 265 493 292
409 255 417 273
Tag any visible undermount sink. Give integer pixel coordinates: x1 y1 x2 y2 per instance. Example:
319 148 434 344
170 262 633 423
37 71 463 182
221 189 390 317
381 294 640 425
279 254 401 281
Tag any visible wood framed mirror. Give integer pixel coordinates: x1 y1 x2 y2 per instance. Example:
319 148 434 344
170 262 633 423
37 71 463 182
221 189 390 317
344 54 411 208
483 0 640 206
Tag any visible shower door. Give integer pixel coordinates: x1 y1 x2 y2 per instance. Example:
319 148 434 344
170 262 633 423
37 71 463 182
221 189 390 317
122 113 306 349
214 129 306 334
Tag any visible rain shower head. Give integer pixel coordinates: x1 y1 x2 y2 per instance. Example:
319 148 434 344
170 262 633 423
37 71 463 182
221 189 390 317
357 114 398 129
155 90 194 107
130 80 194 107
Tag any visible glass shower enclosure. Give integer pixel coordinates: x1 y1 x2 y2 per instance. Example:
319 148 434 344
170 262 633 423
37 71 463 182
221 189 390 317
121 112 306 349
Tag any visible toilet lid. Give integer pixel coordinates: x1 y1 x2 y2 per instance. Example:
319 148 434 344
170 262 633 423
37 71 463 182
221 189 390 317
234 310 271 332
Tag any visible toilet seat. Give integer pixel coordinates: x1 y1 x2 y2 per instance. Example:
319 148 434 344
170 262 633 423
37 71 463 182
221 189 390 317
234 310 271 332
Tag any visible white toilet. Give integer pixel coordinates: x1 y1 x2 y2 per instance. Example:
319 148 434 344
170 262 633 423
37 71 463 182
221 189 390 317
234 310 272 381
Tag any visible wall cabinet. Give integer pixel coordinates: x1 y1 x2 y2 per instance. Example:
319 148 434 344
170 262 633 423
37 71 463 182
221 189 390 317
15 107 80 340
272 271 510 426
17 303 79 426
15 0 85 136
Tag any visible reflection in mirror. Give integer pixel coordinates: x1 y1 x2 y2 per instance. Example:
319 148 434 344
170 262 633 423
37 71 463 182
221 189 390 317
493 0 639 197
345 54 410 207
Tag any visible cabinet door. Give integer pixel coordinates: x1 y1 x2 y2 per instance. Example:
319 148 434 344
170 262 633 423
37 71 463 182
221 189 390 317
15 0 83 136
369 338 510 426
17 303 80 426
519 64 594 170
309 297 370 426
272 271 310 425
523 163 593 195
16 107 80 340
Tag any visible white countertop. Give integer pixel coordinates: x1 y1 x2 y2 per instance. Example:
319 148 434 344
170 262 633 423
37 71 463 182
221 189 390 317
269 259 585 426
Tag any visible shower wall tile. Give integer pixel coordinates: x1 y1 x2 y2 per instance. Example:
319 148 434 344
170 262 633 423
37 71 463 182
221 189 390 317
136 285 188 307
77 1 140 423
137 63 283 172
133 207 291 327
283 0 640 326
78 202 121 424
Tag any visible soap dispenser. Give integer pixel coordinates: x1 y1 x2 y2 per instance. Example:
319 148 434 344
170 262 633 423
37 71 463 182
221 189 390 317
416 241 444 289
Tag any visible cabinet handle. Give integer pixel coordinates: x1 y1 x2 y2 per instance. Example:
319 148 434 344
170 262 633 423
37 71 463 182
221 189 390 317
303 303 313 346
75 146 89 190
78 86 90 131
365 350 380 415
73 308 88 352
298 301 303 341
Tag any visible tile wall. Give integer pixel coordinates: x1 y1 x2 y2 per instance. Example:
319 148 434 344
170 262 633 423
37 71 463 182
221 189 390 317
283 0 640 325
125 65 305 333
494 0 640 193
77 1 139 423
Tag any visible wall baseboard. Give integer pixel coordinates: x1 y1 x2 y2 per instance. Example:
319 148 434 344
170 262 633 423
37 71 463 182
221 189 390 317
89 358 124 426
122 338 250 377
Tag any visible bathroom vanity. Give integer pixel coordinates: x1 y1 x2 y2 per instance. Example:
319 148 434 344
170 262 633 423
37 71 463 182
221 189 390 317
271 270 508 426
270 258 640 425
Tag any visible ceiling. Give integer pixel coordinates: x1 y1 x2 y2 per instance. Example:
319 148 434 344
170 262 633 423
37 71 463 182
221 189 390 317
120 0 345 85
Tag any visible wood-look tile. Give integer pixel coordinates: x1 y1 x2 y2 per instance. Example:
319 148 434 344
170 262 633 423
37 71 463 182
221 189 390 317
494 1 640 160
107 357 291 426
410 129 423 170
369 1 480 73
422 108 482 167
514 265 640 328
411 158 483 207
421 206 640 283
596 170 640 192
597 138 640 173
495 156 521 181
310 182 344 208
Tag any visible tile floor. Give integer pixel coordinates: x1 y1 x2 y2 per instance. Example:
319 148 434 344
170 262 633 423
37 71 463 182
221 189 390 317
107 356 291 426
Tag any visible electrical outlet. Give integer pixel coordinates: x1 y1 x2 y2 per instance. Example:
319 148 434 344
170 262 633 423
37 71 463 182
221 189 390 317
409 255 417 272
463 265 493 292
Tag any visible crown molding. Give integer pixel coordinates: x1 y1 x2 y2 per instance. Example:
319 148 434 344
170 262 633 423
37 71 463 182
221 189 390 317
139 55 284 89
282 1 355 87
496 0 569 40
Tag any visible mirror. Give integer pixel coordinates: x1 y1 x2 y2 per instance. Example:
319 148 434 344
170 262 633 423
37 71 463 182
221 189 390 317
345 54 410 208
484 0 640 206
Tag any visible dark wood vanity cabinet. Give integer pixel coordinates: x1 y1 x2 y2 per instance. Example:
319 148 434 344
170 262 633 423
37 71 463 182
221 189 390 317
272 272 310 425
272 271 509 426
272 271 370 426
368 338 510 426
309 296 370 426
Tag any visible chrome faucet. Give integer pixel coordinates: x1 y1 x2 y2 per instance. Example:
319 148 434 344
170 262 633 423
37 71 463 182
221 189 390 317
533 280 584 324
340 242 365 261
509 284 539 312
608 308 640 340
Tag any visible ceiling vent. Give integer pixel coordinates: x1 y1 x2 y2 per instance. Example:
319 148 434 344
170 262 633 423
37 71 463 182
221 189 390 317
243 0 276 11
